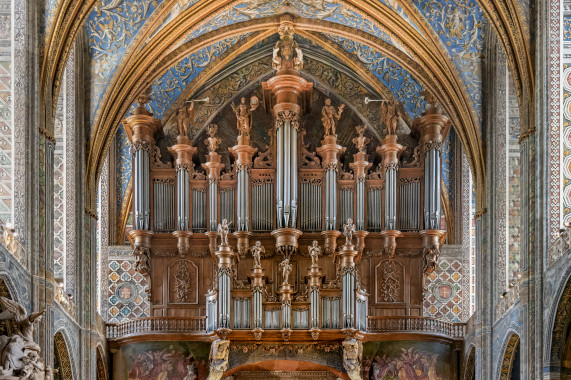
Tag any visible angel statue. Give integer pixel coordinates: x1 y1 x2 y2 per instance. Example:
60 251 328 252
231 96 259 139
321 99 345 137
177 100 196 138
279 258 292 286
251 241 264 268
380 98 401 136
217 219 231 246
0 296 46 377
343 218 357 246
308 240 321 267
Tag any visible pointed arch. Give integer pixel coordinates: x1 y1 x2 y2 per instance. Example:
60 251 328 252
463 346 476 380
54 331 74 380
498 333 520 380
96 345 108 380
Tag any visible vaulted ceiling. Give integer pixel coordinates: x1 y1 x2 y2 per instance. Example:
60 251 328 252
40 0 534 214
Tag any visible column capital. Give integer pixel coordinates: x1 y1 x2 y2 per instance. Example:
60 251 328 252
228 144 257 169
168 140 197 168
317 134 346 169
202 152 225 181
375 135 405 172
413 108 451 148
124 113 162 146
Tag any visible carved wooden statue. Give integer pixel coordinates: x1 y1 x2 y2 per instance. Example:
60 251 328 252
321 99 345 137
380 98 401 136
279 257 292 286
343 218 357 246
0 296 49 379
231 96 259 139
217 219 231 246
177 101 196 138
342 339 363 380
251 241 264 268
309 240 321 267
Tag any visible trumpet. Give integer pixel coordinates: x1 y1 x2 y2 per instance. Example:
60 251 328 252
364 97 384 104
186 97 210 103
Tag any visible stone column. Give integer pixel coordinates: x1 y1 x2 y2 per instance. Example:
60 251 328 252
169 136 197 255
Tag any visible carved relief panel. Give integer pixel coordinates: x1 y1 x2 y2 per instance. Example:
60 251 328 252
168 260 199 305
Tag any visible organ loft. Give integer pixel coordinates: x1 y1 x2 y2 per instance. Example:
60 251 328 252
109 18 456 379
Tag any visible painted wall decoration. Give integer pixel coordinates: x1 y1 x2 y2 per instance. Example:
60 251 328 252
118 341 211 380
363 341 455 380
326 35 426 118
0 60 12 223
107 248 149 322
561 65 571 226
564 17 571 42
411 0 483 121
441 129 455 206
423 250 463 322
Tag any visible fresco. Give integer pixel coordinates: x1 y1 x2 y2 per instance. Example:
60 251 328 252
363 341 454 380
120 342 211 380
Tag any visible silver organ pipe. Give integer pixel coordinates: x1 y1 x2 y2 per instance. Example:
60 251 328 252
252 179 274 231
220 188 235 230
385 167 398 229
299 178 323 231
367 187 382 231
399 179 421 231
209 179 218 231
339 188 355 231
275 113 299 228
192 187 206 232
424 147 442 229
153 179 175 232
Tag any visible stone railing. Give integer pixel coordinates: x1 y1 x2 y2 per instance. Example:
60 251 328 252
54 281 76 319
367 316 466 338
106 316 207 339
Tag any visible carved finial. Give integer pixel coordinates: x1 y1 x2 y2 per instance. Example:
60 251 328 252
352 125 370 153
421 89 439 111
135 87 152 109
205 124 221 153
272 16 304 71
322 99 345 137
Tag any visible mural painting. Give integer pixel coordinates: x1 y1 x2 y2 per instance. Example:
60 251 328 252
363 341 454 380
120 342 211 380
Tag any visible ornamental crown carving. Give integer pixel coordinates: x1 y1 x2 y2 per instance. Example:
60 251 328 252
272 16 303 71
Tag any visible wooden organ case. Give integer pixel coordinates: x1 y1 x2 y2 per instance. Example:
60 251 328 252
124 19 450 341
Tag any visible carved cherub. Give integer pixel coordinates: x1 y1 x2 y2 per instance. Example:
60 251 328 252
251 241 264 268
217 219 231 246
279 258 292 286
343 218 357 246
380 98 401 136
321 99 345 136
308 240 321 267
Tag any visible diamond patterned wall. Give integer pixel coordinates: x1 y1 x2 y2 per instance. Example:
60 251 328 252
106 248 149 323
423 248 464 323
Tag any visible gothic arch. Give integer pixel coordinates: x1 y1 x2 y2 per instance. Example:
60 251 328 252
462 345 476 380
548 266 571 372
498 333 520 380
54 331 74 380
96 345 108 380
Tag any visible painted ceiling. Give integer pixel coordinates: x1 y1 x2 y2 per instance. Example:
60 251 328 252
83 0 485 125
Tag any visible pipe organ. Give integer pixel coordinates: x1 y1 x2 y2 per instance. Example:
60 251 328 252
125 17 449 343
